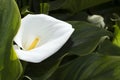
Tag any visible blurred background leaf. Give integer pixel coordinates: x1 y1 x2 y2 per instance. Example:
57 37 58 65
15 0 120 20
13 0 120 80
50 0 112 13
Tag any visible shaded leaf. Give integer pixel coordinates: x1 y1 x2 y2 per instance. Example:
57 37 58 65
50 0 112 13
98 39 120 56
49 53 120 80
68 21 112 56
25 54 66 80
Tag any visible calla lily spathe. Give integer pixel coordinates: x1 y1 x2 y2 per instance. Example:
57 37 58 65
14 14 74 63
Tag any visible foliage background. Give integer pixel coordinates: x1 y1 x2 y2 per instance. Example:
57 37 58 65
14 0 120 80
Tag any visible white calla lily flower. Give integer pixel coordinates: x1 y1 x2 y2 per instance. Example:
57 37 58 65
14 14 74 63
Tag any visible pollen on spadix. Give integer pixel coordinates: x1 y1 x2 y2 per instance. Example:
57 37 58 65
27 37 40 50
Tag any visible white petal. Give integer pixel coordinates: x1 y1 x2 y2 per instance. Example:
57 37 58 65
14 14 74 63
87 15 105 28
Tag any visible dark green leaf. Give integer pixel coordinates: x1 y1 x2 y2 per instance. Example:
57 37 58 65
25 53 67 80
68 21 112 56
98 39 120 56
51 0 112 13
49 0 65 11
49 54 120 80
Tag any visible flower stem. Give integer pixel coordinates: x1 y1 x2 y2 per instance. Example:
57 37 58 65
40 0 49 14
18 61 28 80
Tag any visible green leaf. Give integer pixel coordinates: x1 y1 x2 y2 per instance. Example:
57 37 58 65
50 0 112 13
0 0 22 80
68 21 112 56
25 53 68 80
98 39 120 56
40 3 50 14
25 62 59 80
112 25 120 46
49 54 120 80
